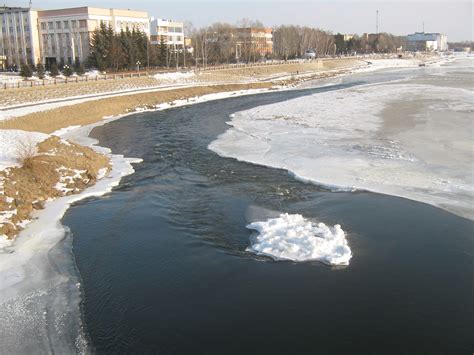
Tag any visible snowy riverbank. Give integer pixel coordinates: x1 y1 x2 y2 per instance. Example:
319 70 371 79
0 118 142 353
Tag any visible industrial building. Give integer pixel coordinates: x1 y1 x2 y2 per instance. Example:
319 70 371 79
406 32 448 51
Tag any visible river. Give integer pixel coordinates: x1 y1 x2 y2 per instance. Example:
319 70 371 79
63 64 473 354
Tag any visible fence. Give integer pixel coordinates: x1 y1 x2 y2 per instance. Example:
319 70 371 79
2 71 149 90
195 59 308 72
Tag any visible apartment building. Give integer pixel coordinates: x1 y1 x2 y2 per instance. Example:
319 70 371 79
38 7 150 67
0 6 149 68
150 18 184 50
0 6 41 66
234 27 273 59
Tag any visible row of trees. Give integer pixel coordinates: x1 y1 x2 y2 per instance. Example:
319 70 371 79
20 19 415 77
334 33 406 54
88 22 155 71
19 61 85 79
273 26 336 59
189 19 267 65
189 21 407 66
87 22 192 71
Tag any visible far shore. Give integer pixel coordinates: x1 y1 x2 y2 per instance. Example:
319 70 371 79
0 54 440 133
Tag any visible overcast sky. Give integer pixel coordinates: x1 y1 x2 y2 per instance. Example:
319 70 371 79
25 1 473 41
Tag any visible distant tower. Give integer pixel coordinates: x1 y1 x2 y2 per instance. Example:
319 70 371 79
376 10 379 34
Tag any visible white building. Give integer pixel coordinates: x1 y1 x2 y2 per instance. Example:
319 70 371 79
0 6 150 69
150 18 184 49
407 32 448 52
0 6 41 67
38 7 150 67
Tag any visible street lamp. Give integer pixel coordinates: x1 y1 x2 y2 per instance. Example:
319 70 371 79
136 60 141 72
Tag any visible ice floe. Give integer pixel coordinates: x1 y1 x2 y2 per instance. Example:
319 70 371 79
246 213 351 265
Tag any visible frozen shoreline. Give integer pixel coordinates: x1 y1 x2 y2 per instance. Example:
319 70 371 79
209 55 474 220
0 117 142 353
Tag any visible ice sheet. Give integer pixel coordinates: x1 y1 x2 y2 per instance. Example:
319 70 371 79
210 59 474 219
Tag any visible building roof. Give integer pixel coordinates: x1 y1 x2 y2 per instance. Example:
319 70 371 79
36 6 148 18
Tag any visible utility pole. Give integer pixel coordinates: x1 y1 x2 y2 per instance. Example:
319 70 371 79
422 22 425 33
376 10 379 34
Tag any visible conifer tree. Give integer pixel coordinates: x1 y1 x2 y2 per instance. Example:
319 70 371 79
49 63 59 77
62 64 73 77
19 62 33 79
159 36 168 67
36 62 45 79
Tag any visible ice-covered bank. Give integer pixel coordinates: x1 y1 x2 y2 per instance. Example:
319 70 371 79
247 213 351 265
0 120 142 353
210 56 474 219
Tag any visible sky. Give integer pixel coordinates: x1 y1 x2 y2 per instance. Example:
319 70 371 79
21 1 473 41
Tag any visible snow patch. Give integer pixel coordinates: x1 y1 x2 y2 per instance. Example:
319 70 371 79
153 71 196 83
0 130 49 170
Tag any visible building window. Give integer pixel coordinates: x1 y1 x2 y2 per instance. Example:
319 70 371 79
41 22 46 30
56 21 61 29
79 20 87 28
71 20 77 28
63 21 69 29
48 22 53 29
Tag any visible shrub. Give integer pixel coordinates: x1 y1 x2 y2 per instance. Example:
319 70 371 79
76 63 86 75
50 63 60 77
19 62 33 80
37 63 45 79
62 64 73 77
15 136 37 169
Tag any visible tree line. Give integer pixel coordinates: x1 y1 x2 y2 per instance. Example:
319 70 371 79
17 19 422 79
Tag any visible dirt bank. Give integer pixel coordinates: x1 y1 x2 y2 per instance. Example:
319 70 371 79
0 83 275 134
0 136 110 239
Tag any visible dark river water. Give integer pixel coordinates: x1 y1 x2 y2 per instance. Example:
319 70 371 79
63 72 473 354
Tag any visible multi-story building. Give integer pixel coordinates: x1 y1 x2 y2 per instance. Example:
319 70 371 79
234 27 273 60
407 32 448 51
0 6 41 67
38 7 150 67
0 6 149 69
343 34 354 41
150 18 184 50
